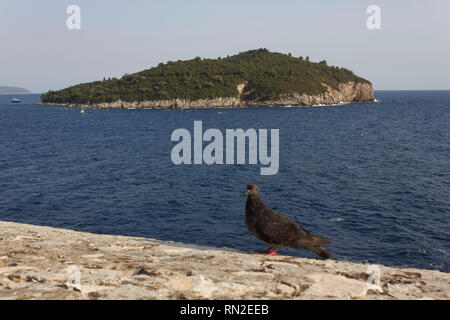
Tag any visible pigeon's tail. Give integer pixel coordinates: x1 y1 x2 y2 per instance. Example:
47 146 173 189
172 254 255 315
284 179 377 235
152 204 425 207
308 246 332 259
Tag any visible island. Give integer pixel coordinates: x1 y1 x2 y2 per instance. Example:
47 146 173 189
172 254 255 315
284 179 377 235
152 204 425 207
40 49 374 109
0 86 31 95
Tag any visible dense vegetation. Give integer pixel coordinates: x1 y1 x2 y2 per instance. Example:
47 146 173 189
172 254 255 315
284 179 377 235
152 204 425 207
41 49 370 104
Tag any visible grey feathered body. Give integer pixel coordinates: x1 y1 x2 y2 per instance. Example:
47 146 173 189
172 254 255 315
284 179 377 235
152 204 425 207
245 194 332 258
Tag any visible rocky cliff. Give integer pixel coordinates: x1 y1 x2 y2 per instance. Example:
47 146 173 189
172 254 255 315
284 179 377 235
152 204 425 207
0 221 447 300
43 81 374 109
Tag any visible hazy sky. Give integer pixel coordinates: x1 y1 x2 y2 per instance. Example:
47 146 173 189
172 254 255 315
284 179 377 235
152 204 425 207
1 0 449 93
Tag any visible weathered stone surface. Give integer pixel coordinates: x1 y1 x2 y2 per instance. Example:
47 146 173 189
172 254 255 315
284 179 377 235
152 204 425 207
40 81 374 110
303 273 370 299
0 221 448 300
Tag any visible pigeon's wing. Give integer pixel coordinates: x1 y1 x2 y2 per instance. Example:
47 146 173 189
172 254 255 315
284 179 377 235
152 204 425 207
254 205 331 248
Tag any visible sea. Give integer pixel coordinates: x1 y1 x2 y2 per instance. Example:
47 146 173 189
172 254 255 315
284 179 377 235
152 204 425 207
0 91 449 272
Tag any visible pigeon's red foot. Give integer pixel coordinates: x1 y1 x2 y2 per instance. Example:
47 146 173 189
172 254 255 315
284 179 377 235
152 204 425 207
255 247 273 254
266 248 279 256
255 247 279 255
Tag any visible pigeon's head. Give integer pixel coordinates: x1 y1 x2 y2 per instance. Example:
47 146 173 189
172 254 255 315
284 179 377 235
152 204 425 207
245 184 260 197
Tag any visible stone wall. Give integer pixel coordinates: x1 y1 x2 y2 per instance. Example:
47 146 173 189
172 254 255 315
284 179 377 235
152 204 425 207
0 221 448 300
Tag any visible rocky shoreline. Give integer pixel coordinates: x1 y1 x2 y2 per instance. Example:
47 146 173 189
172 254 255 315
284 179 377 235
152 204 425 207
0 221 448 300
39 81 374 110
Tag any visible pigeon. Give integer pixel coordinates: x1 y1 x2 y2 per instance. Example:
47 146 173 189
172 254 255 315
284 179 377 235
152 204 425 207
245 184 332 259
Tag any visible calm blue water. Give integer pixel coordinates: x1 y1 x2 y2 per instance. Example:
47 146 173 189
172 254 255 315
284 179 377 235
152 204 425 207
0 92 449 272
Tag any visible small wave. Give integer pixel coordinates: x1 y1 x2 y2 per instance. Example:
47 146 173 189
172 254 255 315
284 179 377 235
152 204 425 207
333 102 351 106
330 217 345 222
282 102 350 108
312 102 350 107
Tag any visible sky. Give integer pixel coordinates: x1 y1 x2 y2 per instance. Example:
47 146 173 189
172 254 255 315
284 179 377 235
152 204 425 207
1 0 449 93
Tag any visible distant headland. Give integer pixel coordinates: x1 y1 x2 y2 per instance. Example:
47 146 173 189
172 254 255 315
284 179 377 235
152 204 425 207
40 49 374 109
0 86 31 94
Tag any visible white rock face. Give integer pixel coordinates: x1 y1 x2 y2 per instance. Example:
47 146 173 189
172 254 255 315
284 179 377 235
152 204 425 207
0 221 448 300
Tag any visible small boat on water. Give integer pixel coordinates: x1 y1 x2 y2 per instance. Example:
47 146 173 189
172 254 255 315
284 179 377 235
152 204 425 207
11 98 21 103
